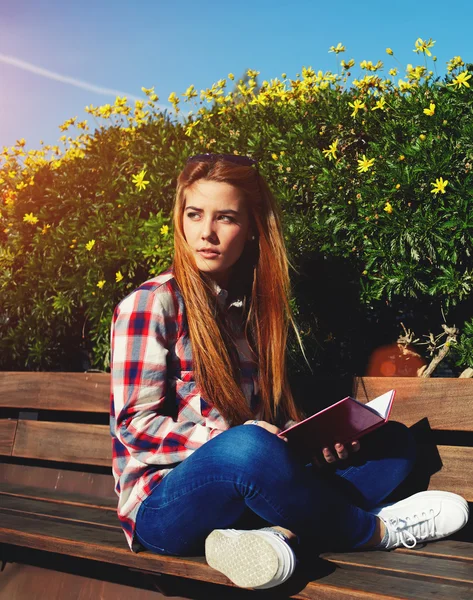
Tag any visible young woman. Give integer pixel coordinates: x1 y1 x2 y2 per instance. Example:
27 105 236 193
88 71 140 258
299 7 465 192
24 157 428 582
110 153 469 590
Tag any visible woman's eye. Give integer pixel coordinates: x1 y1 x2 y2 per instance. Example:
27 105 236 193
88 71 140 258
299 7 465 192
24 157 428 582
218 215 235 223
186 212 200 220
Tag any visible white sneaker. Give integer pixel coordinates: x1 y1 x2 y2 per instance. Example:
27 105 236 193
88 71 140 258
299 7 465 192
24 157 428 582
370 491 469 550
205 528 296 589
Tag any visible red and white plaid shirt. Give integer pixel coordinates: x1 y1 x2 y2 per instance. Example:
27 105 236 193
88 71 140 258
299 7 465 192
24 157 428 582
110 269 259 550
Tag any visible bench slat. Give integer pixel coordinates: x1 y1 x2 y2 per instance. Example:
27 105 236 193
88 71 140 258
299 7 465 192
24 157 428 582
353 378 473 431
1 512 473 600
8 420 472 498
427 445 473 500
2 374 472 433
0 372 109 412
0 420 17 456
395 539 473 561
0 494 119 529
0 463 116 500
322 548 473 584
0 483 117 511
12 421 111 466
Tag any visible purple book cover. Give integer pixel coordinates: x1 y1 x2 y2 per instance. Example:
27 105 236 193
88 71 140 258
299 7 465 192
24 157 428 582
279 390 395 458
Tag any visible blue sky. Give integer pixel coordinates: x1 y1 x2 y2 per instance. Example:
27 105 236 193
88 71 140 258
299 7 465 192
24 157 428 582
1 0 472 151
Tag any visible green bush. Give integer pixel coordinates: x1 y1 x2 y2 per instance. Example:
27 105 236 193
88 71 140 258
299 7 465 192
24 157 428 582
1 41 472 375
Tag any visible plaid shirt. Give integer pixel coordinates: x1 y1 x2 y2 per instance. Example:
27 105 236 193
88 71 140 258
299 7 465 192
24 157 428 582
110 269 259 551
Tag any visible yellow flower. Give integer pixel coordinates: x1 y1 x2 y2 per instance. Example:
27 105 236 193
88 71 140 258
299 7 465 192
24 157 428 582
184 120 201 136
372 97 387 111
160 224 169 237
414 38 435 57
419 134 426 141
228 73 235 80
23 212 38 225
360 60 383 72
447 56 464 72
349 99 366 117
386 48 394 56
322 139 339 161
399 155 405 161
271 153 278 160
41 224 51 235
183 85 198 100
430 177 448 195
384 202 393 214
389 68 398 76
115 271 124 283
85 239 96 251
97 280 106 289
423 102 436 116
132 169 150 191
168 92 180 108
16 181 28 190
448 71 472 89
357 155 375 173
341 59 355 70
395 183 401 189
329 43 346 54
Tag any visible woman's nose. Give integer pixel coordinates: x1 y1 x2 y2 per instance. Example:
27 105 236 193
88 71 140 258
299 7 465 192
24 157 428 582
201 218 217 240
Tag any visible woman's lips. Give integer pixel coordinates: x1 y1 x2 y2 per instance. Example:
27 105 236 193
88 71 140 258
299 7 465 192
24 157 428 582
198 249 220 259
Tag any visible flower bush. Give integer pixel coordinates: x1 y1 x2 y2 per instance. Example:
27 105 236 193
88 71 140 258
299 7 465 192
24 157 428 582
1 39 472 376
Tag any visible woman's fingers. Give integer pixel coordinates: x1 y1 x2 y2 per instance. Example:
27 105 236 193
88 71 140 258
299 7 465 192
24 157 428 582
322 443 350 462
335 443 349 460
351 440 361 452
322 447 337 463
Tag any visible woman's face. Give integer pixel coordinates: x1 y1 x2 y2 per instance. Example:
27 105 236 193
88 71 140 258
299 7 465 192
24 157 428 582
183 179 250 287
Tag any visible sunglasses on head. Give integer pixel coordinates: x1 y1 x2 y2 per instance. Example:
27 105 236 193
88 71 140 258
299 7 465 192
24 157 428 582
186 153 258 168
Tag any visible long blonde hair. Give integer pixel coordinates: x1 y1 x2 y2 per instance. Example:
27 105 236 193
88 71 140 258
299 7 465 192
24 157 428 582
172 158 303 426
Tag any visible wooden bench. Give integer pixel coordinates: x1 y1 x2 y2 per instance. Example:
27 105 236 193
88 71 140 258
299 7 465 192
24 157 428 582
1 373 472 599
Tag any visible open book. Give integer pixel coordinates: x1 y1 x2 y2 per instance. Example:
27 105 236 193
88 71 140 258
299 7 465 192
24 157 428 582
278 390 395 459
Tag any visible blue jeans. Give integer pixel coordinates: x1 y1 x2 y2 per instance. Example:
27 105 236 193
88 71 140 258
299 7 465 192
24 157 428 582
135 421 416 556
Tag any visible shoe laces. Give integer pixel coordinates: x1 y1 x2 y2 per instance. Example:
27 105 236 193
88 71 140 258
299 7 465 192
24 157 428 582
386 508 436 548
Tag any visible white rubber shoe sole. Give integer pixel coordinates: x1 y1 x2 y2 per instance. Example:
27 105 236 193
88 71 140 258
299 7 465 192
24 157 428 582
205 528 296 589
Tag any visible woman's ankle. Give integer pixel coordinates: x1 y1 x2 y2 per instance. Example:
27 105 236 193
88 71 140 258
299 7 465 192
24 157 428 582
358 517 386 549
269 525 297 541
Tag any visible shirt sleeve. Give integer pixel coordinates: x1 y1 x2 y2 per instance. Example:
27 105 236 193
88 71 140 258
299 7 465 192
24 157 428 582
111 286 223 467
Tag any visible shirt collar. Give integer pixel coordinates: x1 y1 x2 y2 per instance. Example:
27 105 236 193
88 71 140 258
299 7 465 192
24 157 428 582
212 281 244 310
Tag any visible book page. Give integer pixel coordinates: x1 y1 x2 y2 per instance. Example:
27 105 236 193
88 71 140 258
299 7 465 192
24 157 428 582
365 390 394 419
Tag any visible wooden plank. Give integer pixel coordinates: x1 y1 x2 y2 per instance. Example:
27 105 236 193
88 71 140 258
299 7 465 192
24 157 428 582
12 421 111 466
0 483 117 510
353 377 473 431
2 512 473 599
294 567 473 600
0 463 116 500
0 420 17 456
0 372 109 412
0 494 119 529
0 562 177 600
427 445 473 500
322 548 473 584
397 539 473 562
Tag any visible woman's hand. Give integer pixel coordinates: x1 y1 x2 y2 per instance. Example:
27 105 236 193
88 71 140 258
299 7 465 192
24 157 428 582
243 419 288 442
312 440 360 467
